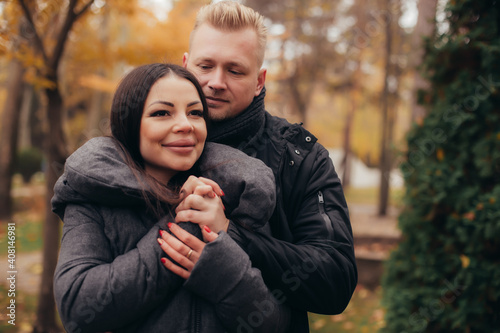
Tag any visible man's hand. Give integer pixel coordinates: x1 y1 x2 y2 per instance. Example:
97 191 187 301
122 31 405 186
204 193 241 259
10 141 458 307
179 176 224 200
175 176 229 234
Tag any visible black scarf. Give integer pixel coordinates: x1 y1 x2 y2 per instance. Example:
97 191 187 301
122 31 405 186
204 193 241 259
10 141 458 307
207 87 266 148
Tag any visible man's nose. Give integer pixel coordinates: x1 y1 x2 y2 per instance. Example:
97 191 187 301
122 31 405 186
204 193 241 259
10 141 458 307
208 68 227 91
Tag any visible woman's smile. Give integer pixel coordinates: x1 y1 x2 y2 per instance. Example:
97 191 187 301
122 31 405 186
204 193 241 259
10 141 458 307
162 139 197 153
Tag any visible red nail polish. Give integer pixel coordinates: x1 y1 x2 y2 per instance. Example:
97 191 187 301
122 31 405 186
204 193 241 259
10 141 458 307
222 203 226 211
159 229 164 236
220 190 225 196
161 258 167 264
204 225 212 233
167 222 173 228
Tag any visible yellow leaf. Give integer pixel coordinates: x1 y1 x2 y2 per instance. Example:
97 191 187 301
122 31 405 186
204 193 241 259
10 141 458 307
489 197 496 204
460 254 470 268
79 74 118 93
463 212 475 221
436 148 444 161
20 322 33 332
312 319 326 330
343 321 355 330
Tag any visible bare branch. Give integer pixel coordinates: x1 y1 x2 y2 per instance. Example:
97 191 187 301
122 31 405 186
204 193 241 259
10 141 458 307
75 0 95 20
17 0 48 62
48 0 94 73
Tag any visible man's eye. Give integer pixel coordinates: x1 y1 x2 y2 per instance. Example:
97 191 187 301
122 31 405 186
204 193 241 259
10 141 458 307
229 70 242 75
199 65 212 70
151 111 169 117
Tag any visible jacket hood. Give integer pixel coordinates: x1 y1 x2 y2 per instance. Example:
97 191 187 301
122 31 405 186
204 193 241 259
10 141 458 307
52 137 147 219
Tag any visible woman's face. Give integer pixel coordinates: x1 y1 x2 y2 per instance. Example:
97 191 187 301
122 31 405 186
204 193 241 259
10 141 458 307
140 75 207 184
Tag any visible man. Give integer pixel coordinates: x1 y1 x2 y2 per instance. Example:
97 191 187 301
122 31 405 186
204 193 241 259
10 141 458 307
181 1 357 331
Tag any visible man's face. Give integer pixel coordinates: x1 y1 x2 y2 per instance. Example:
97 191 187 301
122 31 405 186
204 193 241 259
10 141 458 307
183 24 266 121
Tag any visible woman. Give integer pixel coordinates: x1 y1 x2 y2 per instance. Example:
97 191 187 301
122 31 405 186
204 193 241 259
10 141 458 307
52 63 290 332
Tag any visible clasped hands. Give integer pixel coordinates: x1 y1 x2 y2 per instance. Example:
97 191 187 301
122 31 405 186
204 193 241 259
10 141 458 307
157 176 228 279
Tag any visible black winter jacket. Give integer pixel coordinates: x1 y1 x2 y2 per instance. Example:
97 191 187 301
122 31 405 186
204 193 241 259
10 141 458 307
208 89 358 332
52 137 291 332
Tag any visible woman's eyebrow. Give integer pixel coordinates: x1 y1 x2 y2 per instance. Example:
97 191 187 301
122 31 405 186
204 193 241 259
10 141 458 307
188 101 201 107
148 100 174 108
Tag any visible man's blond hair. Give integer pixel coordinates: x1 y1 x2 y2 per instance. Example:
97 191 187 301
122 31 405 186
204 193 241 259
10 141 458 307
190 1 268 67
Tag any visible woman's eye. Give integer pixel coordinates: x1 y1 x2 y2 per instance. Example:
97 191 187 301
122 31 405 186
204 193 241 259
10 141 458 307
151 110 169 117
189 110 204 117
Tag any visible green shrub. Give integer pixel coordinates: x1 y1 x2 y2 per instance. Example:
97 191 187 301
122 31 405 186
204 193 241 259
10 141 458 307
14 147 44 183
381 1 500 332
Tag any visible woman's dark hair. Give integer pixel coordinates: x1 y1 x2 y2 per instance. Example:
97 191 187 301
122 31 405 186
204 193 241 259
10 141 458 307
109 63 208 216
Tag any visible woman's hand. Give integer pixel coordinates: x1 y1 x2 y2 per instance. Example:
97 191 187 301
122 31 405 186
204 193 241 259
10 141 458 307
179 176 224 199
158 223 218 279
175 176 229 234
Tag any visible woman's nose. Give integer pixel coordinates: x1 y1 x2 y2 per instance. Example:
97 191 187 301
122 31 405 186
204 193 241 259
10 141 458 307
173 114 193 132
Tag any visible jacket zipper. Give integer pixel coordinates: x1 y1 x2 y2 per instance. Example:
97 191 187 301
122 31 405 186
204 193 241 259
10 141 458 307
318 191 334 234
194 298 201 333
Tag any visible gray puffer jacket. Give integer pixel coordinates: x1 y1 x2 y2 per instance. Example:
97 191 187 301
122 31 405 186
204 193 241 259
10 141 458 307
52 137 290 333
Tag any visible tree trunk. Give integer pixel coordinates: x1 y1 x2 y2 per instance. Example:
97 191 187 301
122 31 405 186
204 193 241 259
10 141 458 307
341 105 355 187
0 58 25 220
410 0 438 123
378 0 394 216
378 0 403 216
33 87 67 333
19 85 37 149
29 90 44 152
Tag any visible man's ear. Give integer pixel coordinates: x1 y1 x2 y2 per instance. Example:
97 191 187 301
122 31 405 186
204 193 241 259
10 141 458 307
182 53 189 68
255 68 267 96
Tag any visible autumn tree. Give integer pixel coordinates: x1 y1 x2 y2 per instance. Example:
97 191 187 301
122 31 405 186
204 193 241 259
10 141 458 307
14 1 95 332
244 0 339 126
381 0 500 331
333 0 394 187
0 15 29 219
